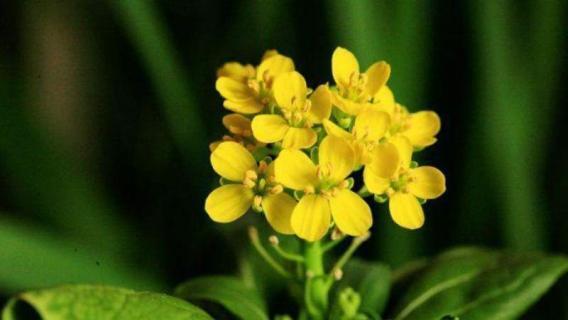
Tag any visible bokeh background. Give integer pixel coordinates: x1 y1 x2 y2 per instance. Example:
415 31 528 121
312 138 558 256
1 0 567 318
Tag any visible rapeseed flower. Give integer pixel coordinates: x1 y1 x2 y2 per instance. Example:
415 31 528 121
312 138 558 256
274 136 372 241
205 141 296 234
252 71 331 149
216 51 294 114
363 137 445 229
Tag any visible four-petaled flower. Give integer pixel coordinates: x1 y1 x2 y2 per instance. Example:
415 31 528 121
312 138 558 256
252 71 332 149
205 141 296 234
275 136 372 241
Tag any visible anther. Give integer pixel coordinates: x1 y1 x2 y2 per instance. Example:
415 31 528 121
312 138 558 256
253 195 263 208
268 235 279 246
269 184 283 195
304 185 315 194
245 170 258 181
333 268 344 281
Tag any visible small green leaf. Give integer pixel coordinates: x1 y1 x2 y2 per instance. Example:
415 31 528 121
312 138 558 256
1 284 211 320
390 247 568 320
175 275 269 320
332 259 391 317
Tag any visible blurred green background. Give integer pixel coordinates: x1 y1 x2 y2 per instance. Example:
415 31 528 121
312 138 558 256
0 0 566 318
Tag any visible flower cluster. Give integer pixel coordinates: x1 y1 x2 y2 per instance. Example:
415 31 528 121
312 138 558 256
205 48 446 241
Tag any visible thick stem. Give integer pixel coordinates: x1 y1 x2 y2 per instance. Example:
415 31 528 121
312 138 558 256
303 241 330 320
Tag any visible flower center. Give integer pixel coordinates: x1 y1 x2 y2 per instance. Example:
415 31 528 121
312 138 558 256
339 72 369 102
242 161 284 211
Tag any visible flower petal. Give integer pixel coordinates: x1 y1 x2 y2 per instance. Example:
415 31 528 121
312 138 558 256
373 86 396 115
319 135 355 182
389 192 424 229
323 119 352 140
256 54 295 84
262 193 296 234
389 136 413 170
331 91 365 115
364 61 390 97
216 77 253 101
363 166 391 194
205 184 253 223
223 99 264 114
404 111 441 148
251 115 289 143
307 85 332 123
353 109 390 142
272 71 308 110
217 62 255 82
367 142 399 178
282 127 317 149
332 47 359 89
211 141 257 181
223 113 252 136
408 166 446 199
330 189 372 236
291 194 331 241
274 149 318 190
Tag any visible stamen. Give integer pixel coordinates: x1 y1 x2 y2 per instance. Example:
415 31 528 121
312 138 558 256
269 184 283 195
245 170 258 181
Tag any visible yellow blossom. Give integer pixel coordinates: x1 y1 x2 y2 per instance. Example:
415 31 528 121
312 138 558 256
274 136 372 241
331 47 391 115
363 137 446 229
323 108 390 166
209 113 264 152
251 71 331 149
205 141 296 234
215 51 295 114
372 87 441 149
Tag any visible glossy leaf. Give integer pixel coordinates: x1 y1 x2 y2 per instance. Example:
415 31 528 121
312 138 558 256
175 275 269 320
2 285 212 320
391 247 568 320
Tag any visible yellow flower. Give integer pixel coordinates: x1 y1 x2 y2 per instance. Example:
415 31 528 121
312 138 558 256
251 71 331 149
363 137 446 229
274 136 372 241
331 47 391 115
323 108 390 166
372 87 441 149
209 113 264 152
215 51 295 114
205 141 296 234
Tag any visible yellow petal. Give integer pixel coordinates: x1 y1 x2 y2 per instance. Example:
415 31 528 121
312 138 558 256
272 71 308 110
282 127 317 149
363 166 391 194
251 115 289 143
331 91 365 115
223 99 264 114
389 136 413 170
256 54 295 84
353 109 390 142
323 119 352 140
307 85 332 123
407 166 446 199
211 141 257 181
319 136 355 182
329 189 372 236
291 194 331 241
404 111 441 148
367 143 399 178
261 49 279 61
389 192 424 229
332 47 359 89
217 62 255 82
262 193 296 234
364 61 390 97
274 149 318 190
205 184 253 223
216 77 253 101
223 113 252 136
373 86 396 115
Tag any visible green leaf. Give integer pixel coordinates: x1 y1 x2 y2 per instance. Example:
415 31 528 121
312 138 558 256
332 259 391 317
175 275 269 320
1 284 212 320
391 247 568 320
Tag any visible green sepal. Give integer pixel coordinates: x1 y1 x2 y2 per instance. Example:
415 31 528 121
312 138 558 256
310 146 319 164
252 147 271 161
410 161 419 168
219 177 230 185
373 194 388 203
417 197 426 204
294 190 305 201
345 177 355 189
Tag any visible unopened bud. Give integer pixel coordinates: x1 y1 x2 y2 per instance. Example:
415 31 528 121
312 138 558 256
333 268 343 280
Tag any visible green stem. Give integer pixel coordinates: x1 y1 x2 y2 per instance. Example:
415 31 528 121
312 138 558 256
303 241 330 320
248 227 292 279
330 232 370 276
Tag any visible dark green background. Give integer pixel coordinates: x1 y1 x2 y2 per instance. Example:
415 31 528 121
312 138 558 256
0 0 566 318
